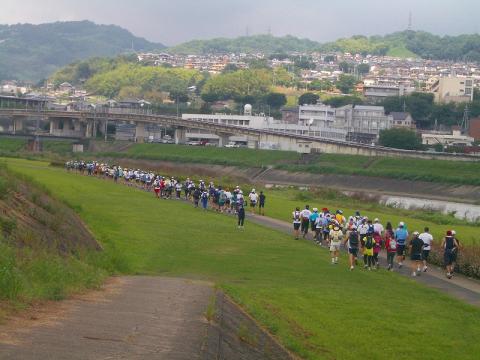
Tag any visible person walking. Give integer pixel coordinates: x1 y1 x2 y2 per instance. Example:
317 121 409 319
384 222 396 271
237 205 245 229
344 226 359 270
363 234 375 270
292 207 302 240
258 191 266 216
329 225 343 265
419 227 433 272
200 190 209 210
409 231 424 277
310 208 319 240
395 222 409 268
442 230 459 279
248 189 258 214
300 205 312 239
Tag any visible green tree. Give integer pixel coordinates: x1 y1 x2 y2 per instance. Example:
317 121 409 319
264 92 287 108
308 79 333 91
298 92 319 105
379 128 423 150
338 61 351 73
336 74 357 94
324 95 363 108
357 63 370 75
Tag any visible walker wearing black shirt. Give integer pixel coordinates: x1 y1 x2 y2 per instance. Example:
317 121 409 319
410 237 424 261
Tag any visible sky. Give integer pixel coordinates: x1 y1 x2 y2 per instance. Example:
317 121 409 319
0 0 479 46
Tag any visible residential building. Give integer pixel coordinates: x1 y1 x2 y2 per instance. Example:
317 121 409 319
334 105 393 143
429 76 474 103
281 106 299 124
363 83 414 102
298 103 336 127
390 112 416 129
421 128 474 146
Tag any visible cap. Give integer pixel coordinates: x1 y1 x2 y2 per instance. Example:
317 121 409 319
399 222 405 227
413 231 420 236
452 230 456 235
374 218 379 222
313 208 318 212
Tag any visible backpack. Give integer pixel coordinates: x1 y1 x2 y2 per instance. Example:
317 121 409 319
349 232 359 247
294 211 301 221
332 230 343 242
389 238 397 250
365 236 374 249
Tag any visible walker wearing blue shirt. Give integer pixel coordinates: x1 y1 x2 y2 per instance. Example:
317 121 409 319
394 223 409 267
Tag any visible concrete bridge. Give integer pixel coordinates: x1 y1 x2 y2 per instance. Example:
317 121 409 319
0 108 478 161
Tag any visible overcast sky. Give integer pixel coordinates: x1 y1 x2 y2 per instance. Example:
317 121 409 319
0 0 478 46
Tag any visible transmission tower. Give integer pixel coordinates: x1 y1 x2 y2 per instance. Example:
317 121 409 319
461 104 470 132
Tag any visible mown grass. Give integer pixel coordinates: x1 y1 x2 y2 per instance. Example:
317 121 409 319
278 154 480 186
113 143 301 167
92 143 480 186
4 157 480 360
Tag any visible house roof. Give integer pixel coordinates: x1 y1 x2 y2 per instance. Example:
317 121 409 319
390 112 410 121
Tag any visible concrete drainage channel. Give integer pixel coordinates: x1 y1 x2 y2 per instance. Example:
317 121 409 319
202 291 294 360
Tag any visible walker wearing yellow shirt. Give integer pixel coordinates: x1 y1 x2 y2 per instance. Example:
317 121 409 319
335 210 346 229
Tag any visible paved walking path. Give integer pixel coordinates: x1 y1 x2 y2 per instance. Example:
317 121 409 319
0 277 214 360
248 214 480 307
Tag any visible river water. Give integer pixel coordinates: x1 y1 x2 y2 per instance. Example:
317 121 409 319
378 195 480 222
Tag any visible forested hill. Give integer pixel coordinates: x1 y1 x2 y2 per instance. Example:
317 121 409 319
167 34 320 55
168 31 480 62
0 21 164 82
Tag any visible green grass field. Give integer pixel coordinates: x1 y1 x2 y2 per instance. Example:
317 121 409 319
0 138 27 152
93 143 480 186
3 158 480 360
121 143 301 167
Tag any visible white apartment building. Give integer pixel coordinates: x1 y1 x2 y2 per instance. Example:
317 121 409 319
298 103 336 127
429 77 474 103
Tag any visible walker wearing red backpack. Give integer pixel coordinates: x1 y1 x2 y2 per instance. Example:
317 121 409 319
385 222 396 271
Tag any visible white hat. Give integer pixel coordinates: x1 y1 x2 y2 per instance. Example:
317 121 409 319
313 208 318 212
399 222 405 227
413 231 420 236
252 189 256 192
452 230 456 235
374 218 379 222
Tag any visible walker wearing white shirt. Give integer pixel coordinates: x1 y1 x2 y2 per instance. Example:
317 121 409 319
419 227 434 272
373 218 384 235
249 189 258 214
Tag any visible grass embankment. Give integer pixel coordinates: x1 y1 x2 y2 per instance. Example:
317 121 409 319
94 143 480 186
4 158 480 360
106 143 302 167
0 163 107 320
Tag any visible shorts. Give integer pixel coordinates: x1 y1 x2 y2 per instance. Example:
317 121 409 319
250 201 257 207
396 244 406 256
411 253 422 261
422 250 430 260
444 250 455 266
330 242 341 252
348 248 359 257
154 188 160 194
259 203 265 208
293 223 301 230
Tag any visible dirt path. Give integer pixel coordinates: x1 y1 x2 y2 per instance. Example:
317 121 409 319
0 276 292 360
248 215 480 307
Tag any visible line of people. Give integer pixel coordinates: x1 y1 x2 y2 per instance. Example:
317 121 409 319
65 160 266 230
292 205 460 278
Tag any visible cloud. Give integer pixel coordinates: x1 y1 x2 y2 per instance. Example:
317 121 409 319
0 0 478 45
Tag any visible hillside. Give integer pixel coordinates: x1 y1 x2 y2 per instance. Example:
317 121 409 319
0 21 164 82
168 31 480 61
167 34 321 54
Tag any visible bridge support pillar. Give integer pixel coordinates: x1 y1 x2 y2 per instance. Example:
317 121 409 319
135 122 146 143
49 118 59 135
12 116 24 134
217 133 230 147
174 127 186 144
85 120 94 138
247 136 259 149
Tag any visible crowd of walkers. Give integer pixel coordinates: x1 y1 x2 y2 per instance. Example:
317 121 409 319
65 160 265 230
291 205 461 278
66 160 462 279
